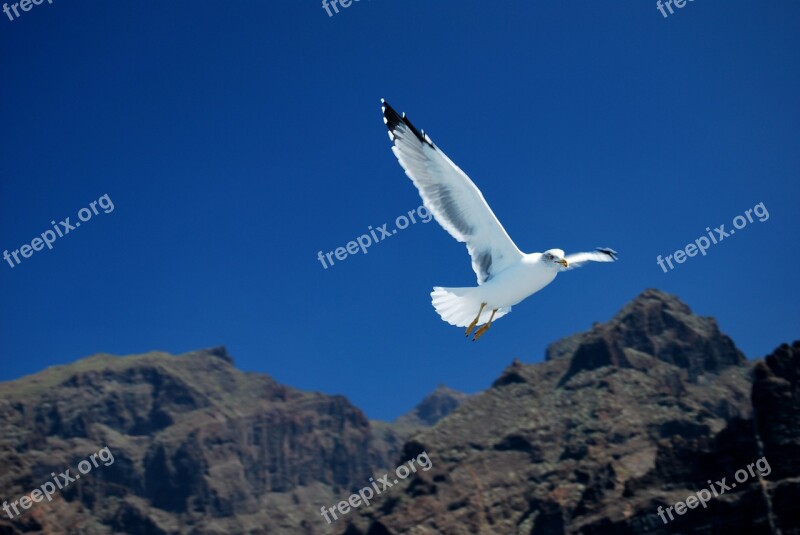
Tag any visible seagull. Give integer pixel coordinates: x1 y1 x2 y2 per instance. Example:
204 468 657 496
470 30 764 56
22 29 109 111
381 99 618 340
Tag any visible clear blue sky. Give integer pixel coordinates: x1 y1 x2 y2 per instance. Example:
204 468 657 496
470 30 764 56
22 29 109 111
1 1 798 420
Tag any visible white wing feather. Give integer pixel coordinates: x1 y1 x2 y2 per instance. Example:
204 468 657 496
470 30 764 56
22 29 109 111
564 248 618 269
382 100 523 284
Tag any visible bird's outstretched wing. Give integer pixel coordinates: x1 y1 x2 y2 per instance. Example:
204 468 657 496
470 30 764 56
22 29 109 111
564 248 618 269
381 99 523 284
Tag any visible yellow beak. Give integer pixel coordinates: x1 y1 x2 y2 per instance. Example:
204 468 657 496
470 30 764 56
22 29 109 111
556 259 569 267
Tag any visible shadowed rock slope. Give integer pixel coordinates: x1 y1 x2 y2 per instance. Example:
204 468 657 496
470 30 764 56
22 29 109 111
371 386 469 477
345 290 799 535
0 347 452 534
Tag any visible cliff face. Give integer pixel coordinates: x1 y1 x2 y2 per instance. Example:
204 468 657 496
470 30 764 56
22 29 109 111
752 342 800 533
345 291 798 535
370 386 469 477
0 347 391 534
0 290 796 535
0 346 462 535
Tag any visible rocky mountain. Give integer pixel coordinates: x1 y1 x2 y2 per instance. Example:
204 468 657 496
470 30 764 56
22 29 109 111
0 347 447 534
370 386 469 479
0 347 463 534
343 290 798 534
0 289 796 535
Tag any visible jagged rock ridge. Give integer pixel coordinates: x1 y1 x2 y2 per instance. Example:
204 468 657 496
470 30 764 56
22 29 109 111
0 290 796 535
345 290 798 535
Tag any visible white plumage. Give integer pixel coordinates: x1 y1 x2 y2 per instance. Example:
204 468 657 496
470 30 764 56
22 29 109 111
381 100 618 339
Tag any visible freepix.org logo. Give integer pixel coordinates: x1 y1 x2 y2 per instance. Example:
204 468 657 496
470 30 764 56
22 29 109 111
319 450 433 524
2 446 115 520
656 202 769 273
3 0 55 22
655 457 771 525
322 0 361 18
3 194 115 270
656 0 696 19
316 204 432 270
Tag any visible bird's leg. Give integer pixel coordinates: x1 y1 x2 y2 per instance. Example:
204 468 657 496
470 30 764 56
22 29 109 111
472 309 497 341
465 303 487 337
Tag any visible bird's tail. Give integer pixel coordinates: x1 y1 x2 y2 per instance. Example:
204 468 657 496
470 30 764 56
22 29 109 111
430 287 511 328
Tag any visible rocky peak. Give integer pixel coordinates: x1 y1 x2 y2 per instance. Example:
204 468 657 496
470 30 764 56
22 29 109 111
548 288 746 382
396 385 468 427
180 345 235 365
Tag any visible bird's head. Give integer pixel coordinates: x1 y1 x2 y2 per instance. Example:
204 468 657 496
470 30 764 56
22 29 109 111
543 249 568 269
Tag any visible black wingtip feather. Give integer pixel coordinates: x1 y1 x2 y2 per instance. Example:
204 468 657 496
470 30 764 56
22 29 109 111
382 99 404 132
381 100 434 147
596 248 619 260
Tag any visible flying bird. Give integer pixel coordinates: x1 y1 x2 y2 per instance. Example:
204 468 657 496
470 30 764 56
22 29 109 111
381 99 618 340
